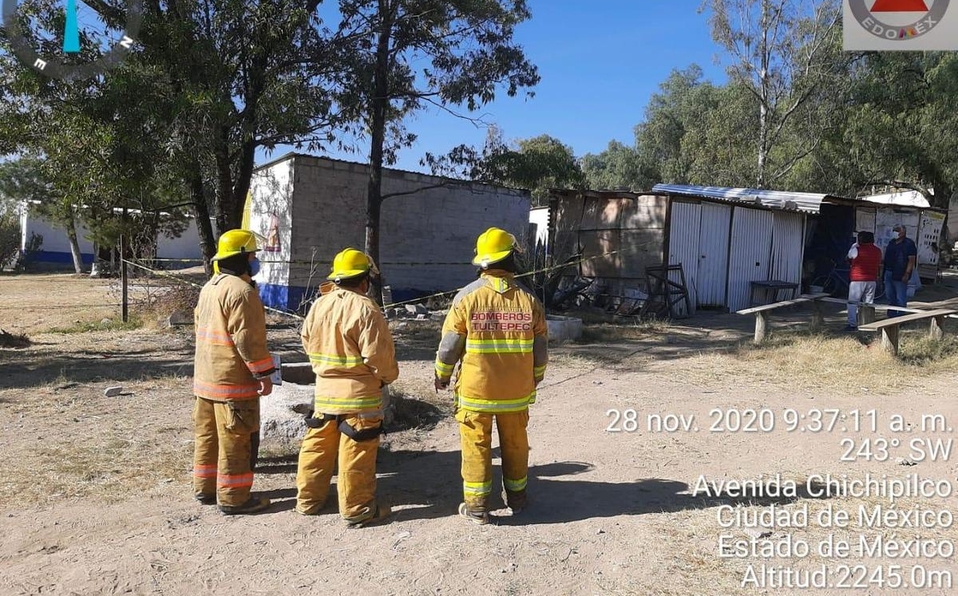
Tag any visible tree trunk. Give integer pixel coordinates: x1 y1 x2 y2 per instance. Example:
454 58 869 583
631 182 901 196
756 0 770 189
232 138 257 229
214 128 240 236
757 101 768 189
191 165 216 277
65 213 84 274
364 0 393 307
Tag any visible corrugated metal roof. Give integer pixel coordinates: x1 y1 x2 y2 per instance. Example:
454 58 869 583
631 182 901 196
861 190 931 208
651 184 842 214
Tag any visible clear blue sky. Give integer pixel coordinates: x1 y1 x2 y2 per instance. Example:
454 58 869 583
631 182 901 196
256 1 729 173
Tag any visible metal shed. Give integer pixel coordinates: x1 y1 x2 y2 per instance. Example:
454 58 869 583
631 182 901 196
544 185 858 314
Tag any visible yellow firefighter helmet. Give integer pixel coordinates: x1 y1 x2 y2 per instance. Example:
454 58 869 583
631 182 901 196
212 229 259 261
328 248 372 282
472 227 517 267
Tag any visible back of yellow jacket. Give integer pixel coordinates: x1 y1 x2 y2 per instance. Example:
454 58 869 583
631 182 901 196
193 274 274 401
435 270 548 413
301 286 399 415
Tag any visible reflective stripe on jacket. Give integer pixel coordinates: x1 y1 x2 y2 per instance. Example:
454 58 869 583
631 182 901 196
193 274 274 401
301 285 399 415
435 270 548 413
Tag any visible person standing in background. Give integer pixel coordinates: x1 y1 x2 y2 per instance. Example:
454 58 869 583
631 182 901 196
845 231 882 331
883 224 918 317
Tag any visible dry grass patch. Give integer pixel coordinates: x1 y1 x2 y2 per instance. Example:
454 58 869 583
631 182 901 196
676 330 958 394
48 317 144 334
0 376 193 508
578 319 671 343
25 435 191 505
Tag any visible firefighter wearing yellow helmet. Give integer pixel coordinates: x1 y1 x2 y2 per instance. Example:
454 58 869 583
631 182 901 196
192 229 274 515
435 227 548 524
296 247 399 528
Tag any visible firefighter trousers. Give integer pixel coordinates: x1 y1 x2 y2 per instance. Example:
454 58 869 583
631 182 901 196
295 414 382 520
456 409 529 514
192 397 260 507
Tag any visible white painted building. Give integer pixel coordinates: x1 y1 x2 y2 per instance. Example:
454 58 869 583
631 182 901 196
246 153 532 312
18 204 203 270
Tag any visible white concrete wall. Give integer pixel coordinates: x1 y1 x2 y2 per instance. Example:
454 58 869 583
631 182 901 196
156 218 203 262
21 207 203 268
21 210 94 258
288 157 367 287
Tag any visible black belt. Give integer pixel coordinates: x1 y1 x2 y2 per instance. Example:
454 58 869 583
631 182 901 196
304 411 383 441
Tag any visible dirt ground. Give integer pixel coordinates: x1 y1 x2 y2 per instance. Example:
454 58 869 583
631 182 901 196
4 273 958 595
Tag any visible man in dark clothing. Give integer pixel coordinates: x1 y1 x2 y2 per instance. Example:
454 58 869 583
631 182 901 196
883 224 918 317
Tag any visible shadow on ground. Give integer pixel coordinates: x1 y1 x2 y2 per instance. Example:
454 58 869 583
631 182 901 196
266 453 840 526
0 351 194 390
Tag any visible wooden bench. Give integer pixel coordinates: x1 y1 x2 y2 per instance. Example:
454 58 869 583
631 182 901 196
736 293 830 343
857 309 957 355
817 297 924 326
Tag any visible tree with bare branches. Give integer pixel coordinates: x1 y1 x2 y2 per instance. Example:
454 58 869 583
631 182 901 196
700 0 843 188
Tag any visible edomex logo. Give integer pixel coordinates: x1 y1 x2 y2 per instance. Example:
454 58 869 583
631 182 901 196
2 0 143 80
849 0 949 40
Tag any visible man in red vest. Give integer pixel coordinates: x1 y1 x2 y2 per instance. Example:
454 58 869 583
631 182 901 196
846 230 882 331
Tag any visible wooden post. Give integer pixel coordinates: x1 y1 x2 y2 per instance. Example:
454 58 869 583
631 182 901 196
754 312 768 344
930 316 945 341
860 304 875 326
811 301 824 331
121 234 128 323
880 325 899 356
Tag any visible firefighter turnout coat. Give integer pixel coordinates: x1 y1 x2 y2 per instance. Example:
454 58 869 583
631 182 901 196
193 273 274 400
301 286 399 415
435 270 548 413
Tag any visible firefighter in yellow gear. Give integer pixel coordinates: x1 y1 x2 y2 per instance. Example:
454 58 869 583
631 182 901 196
193 229 275 515
435 227 548 524
296 248 399 527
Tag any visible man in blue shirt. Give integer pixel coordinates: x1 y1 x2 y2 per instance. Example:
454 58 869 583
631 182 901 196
883 224 918 317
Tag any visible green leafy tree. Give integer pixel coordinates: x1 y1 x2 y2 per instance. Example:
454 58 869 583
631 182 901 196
680 81 758 187
474 130 585 205
2 0 338 266
89 0 336 261
0 154 87 272
580 141 647 191
423 127 584 206
807 52 958 205
634 65 730 185
331 0 539 302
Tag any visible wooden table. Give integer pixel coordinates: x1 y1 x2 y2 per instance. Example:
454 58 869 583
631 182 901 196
749 280 799 306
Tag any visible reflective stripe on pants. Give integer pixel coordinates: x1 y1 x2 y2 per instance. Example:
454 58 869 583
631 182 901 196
455 408 529 513
192 397 260 507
